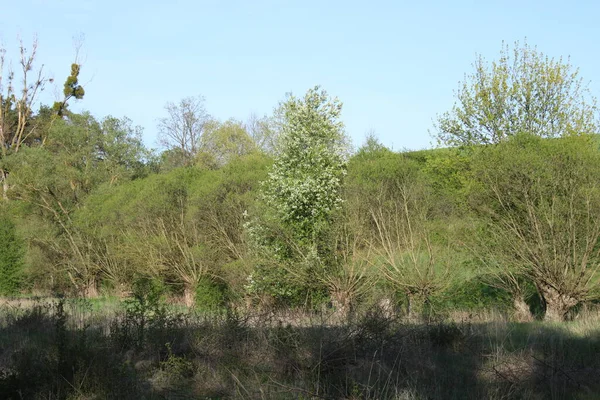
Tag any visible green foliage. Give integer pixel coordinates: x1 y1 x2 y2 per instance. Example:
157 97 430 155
2 112 152 295
118 276 169 348
346 147 461 318
7 39 600 323
247 86 350 305
64 64 85 98
261 86 349 239
468 133 600 320
244 261 312 306
53 63 85 116
194 276 227 311
198 118 257 168
158 147 189 172
440 278 512 312
71 153 270 297
7 113 150 206
0 212 24 295
159 343 195 380
422 147 472 211
347 142 401 192
436 40 598 146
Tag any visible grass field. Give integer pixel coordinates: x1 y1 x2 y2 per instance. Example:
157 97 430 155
0 297 599 399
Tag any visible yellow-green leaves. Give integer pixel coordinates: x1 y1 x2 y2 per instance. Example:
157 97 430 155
436 40 598 146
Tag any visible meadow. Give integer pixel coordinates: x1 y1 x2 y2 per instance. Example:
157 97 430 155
1 294 599 400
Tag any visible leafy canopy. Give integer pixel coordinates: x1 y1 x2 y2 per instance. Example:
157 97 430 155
436 40 598 146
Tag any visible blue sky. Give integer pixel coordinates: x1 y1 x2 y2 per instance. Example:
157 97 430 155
2 0 599 151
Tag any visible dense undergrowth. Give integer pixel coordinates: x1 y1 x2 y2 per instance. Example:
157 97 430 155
0 294 599 400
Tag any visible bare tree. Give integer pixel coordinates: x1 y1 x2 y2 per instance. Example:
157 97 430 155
157 96 210 165
0 36 85 200
246 112 278 154
0 37 52 199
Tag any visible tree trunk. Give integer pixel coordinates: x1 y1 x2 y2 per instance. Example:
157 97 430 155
513 295 533 322
83 279 99 298
183 285 195 308
406 293 425 322
377 297 396 319
330 289 352 322
1 169 8 201
539 284 578 322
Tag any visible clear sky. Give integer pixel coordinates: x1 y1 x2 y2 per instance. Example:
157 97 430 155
1 0 599 151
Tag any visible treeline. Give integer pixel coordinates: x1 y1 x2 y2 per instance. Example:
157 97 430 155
1 39 599 322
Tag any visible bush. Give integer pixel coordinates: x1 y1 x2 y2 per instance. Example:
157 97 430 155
194 276 230 312
437 278 512 312
0 213 24 296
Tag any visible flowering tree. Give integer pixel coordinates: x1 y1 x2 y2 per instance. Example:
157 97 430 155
246 86 350 305
262 86 348 240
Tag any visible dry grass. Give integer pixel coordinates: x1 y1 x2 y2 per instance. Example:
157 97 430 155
0 298 599 399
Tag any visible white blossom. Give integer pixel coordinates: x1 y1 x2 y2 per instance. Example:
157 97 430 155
262 86 350 239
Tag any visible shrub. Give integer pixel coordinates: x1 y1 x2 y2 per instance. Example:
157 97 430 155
0 214 24 296
194 276 227 312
